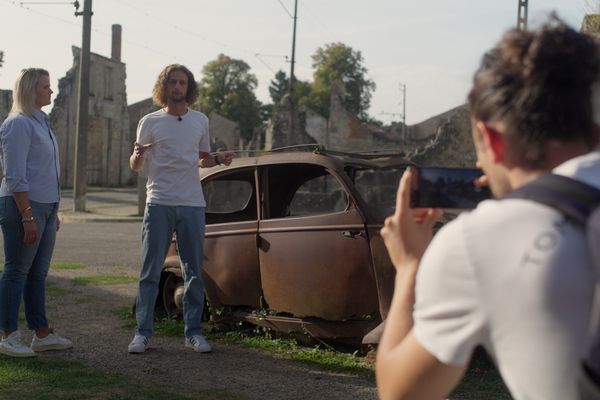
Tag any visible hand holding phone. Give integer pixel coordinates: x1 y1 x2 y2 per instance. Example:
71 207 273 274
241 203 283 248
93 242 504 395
410 167 492 209
381 168 444 268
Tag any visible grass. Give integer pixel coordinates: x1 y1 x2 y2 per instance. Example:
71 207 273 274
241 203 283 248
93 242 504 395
450 348 512 399
71 275 138 286
52 262 86 270
217 330 374 378
0 357 245 400
46 282 69 296
111 309 511 398
112 308 374 379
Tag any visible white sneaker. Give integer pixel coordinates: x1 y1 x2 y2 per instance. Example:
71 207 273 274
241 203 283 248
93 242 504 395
128 334 149 353
185 334 212 353
30 330 73 352
0 331 36 358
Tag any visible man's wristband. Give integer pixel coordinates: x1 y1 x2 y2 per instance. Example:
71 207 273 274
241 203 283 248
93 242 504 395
214 154 221 166
21 216 34 223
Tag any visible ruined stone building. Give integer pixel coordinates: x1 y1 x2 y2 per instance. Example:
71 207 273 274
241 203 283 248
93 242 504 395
265 80 476 168
50 24 131 187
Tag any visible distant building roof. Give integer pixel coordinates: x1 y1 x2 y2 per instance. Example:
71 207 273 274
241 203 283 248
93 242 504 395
582 14 600 36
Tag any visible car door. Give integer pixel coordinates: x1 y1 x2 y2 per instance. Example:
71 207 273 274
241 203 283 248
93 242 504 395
202 167 262 308
257 163 379 321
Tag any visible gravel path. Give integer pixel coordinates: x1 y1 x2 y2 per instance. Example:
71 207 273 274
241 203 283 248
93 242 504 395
36 265 378 400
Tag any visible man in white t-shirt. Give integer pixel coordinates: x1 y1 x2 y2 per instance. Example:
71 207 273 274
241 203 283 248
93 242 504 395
376 17 600 400
127 64 233 354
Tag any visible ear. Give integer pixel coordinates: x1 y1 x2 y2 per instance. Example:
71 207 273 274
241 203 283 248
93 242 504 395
476 121 505 163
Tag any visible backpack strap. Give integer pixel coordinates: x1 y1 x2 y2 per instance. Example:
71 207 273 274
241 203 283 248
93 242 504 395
504 174 600 225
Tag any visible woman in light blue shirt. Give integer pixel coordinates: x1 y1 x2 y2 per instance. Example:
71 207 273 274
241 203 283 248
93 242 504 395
0 68 72 357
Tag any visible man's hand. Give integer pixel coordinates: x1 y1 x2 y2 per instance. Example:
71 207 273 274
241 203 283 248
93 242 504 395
133 142 152 157
130 142 152 171
216 150 235 166
380 167 442 268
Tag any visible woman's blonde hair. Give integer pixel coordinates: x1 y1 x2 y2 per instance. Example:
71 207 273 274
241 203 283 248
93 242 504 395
11 68 49 116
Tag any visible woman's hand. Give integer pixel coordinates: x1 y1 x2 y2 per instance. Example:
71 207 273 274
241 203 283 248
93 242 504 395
380 167 443 269
23 220 38 245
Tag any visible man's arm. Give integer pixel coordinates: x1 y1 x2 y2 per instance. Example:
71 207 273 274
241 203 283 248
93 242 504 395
199 150 234 168
376 168 465 400
130 142 152 172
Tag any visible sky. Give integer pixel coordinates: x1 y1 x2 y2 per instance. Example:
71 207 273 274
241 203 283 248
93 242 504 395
0 0 593 125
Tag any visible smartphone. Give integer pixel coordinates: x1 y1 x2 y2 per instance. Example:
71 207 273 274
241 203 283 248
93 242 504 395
410 167 492 209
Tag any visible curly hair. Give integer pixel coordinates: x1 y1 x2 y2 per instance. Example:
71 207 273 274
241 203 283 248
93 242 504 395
468 15 600 168
152 64 199 107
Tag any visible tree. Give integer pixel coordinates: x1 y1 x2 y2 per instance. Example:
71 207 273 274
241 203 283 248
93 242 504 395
0 51 4 68
268 70 311 106
196 54 262 143
306 42 375 120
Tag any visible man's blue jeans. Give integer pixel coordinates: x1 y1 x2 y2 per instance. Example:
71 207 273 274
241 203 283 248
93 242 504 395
135 203 206 338
0 197 58 332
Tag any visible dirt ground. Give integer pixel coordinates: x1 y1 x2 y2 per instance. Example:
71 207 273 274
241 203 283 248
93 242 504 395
35 264 378 400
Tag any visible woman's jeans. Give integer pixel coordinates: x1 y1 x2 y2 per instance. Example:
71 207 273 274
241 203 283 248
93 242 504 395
135 203 206 338
0 197 58 332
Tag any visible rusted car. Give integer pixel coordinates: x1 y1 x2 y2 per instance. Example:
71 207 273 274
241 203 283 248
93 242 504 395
159 148 413 344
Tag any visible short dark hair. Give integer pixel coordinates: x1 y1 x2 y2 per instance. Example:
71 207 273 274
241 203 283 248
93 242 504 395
468 15 600 168
152 64 199 107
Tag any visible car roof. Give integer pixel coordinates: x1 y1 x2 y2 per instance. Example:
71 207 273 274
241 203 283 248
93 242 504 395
202 145 415 178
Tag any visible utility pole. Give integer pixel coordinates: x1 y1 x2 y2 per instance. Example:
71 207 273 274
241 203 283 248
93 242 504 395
288 0 298 144
73 0 93 211
289 0 298 99
517 0 528 31
400 83 406 134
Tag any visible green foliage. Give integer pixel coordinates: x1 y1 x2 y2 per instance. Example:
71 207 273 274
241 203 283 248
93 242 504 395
52 262 85 270
306 42 375 120
0 51 3 68
0 357 236 399
71 275 138 286
269 70 289 105
197 54 262 143
214 329 374 378
46 282 69 296
268 70 311 106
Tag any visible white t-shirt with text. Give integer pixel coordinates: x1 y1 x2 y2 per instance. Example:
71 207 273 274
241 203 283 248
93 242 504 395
413 152 600 400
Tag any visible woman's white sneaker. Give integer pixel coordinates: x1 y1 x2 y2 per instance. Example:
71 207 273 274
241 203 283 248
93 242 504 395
30 331 73 352
0 331 36 358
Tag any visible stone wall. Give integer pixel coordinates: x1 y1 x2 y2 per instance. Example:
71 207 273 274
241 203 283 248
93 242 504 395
209 111 241 150
50 45 131 187
407 105 476 167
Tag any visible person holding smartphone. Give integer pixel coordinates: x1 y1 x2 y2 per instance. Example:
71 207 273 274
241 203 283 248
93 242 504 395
376 16 600 400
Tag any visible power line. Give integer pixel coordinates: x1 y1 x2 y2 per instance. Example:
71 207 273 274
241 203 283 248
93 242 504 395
277 0 294 18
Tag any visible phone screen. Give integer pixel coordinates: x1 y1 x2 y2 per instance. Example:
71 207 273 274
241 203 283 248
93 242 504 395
410 167 492 209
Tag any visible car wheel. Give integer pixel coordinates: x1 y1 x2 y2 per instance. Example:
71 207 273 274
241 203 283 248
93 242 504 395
162 272 184 317
162 272 212 322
